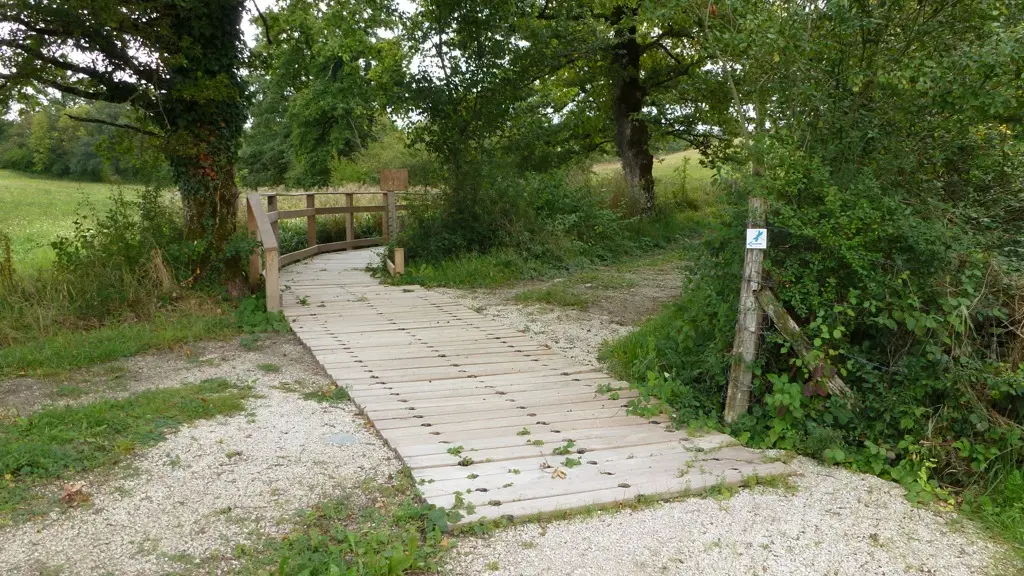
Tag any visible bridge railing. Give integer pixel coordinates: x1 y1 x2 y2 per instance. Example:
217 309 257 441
247 169 413 311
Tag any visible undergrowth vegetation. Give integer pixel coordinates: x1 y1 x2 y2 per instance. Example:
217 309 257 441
236 471 456 576
603 0 1024 554
389 161 715 288
0 187 288 376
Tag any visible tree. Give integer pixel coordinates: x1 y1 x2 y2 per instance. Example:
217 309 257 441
0 0 248 255
522 1 732 215
240 0 406 188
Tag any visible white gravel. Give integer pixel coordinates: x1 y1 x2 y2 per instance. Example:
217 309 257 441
432 288 632 367
0 336 400 576
445 457 1007 576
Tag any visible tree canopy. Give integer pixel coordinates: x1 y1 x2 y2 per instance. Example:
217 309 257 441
1 0 249 253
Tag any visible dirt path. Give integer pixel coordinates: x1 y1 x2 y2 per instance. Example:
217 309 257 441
433 253 684 366
0 335 399 576
434 256 1014 576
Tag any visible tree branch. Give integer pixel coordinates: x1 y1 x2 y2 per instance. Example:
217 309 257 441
250 0 274 46
63 112 161 137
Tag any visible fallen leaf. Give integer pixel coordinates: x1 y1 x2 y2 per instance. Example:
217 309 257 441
61 482 91 506
550 468 567 480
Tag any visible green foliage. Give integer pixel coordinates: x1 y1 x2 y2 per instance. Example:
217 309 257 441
0 311 237 379
240 0 407 188
394 165 694 287
236 471 455 576
0 187 257 350
0 103 170 184
0 379 253 522
605 0 1024 550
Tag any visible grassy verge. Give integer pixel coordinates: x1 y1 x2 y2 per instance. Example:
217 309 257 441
0 309 237 379
390 209 710 290
0 378 254 525
0 295 289 380
233 470 455 576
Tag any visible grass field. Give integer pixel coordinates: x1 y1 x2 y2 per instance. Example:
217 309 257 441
593 149 717 198
0 170 129 269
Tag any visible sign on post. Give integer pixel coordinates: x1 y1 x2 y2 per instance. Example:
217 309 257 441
746 228 768 250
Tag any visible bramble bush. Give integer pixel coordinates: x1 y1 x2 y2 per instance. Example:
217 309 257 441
604 0 1024 547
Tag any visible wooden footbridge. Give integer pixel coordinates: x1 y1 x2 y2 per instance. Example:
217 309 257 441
245 175 793 524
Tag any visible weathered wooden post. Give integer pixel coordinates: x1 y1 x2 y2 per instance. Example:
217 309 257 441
724 197 768 423
379 168 409 241
266 194 279 242
246 198 260 291
305 193 317 249
345 192 355 247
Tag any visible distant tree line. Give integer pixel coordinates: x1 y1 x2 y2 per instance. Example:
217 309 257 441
0 101 170 184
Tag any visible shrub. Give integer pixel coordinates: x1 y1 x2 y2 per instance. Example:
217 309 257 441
0 187 256 347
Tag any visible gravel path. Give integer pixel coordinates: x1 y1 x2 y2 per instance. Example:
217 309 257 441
445 457 1005 576
436 283 1012 576
432 288 633 367
0 335 399 576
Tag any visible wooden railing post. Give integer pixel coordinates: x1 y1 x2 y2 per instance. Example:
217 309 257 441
382 191 391 242
345 193 355 248
265 248 280 312
724 197 768 423
267 194 279 242
379 169 408 243
246 199 260 291
245 193 281 312
387 190 398 237
394 247 405 274
305 193 317 249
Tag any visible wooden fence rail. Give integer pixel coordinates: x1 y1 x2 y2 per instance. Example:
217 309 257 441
247 170 411 312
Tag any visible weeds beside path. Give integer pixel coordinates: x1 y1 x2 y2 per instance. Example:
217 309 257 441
0 334 401 576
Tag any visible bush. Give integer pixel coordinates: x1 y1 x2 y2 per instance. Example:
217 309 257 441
0 188 255 347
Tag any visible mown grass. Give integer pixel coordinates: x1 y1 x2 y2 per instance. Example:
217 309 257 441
0 309 238 379
0 170 125 269
0 378 254 525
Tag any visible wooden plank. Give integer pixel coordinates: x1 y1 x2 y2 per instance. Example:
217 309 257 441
318 237 383 253
316 205 388 216
280 246 318 267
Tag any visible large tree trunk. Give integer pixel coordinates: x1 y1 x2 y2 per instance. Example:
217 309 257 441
161 1 248 270
165 126 241 249
609 7 656 217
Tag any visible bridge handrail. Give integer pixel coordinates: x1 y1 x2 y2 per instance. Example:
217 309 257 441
246 169 411 312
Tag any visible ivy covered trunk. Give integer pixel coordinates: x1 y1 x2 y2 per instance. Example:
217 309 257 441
162 1 248 264
165 120 244 249
610 6 656 217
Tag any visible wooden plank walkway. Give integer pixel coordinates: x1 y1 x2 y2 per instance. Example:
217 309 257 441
280 250 794 524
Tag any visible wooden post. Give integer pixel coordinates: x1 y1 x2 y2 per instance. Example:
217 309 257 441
265 248 280 312
345 193 355 248
379 169 408 243
305 193 317 249
394 247 404 274
387 190 398 237
756 290 853 399
382 191 391 242
246 199 260 291
724 197 768 423
267 194 279 242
